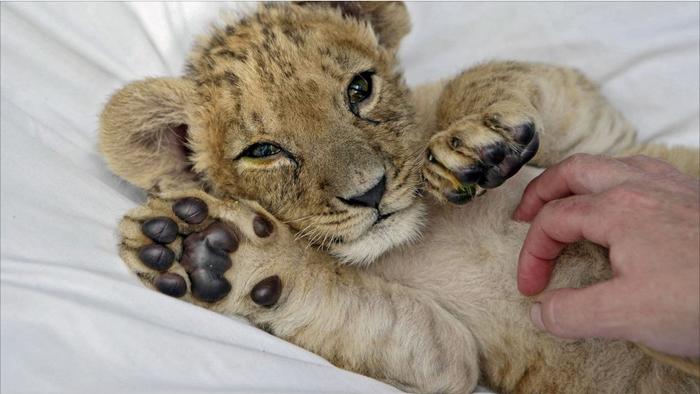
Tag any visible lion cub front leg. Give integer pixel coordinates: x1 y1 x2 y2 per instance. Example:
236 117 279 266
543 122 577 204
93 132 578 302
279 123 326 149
119 191 479 394
118 190 287 308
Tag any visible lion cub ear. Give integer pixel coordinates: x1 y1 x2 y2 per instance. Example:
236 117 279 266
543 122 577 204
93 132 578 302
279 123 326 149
99 77 200 193
301 1 411 52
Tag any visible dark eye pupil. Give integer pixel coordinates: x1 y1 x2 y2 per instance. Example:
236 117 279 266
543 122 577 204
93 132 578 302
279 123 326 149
347 72 373 105
247 144 280 158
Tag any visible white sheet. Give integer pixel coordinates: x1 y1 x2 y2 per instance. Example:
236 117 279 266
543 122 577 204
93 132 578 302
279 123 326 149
1 3 698 394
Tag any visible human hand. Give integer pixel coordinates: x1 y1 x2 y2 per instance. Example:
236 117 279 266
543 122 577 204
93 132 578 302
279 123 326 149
513 153 700 357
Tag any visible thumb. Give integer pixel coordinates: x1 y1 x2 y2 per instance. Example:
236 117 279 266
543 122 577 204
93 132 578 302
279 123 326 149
530 280 630 340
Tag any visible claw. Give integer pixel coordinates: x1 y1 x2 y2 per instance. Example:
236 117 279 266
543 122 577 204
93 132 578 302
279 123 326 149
444 183 479 205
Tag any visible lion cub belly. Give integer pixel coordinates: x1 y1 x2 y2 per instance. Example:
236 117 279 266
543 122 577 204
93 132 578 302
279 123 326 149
373 165 539 331
371 166 623 391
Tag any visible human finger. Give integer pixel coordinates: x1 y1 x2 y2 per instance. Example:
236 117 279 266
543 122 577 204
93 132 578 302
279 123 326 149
513 154 635 222
530 279 629 340
517 194 610 296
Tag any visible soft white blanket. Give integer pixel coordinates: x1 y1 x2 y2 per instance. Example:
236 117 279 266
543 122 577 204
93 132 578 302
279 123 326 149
1 3 698 393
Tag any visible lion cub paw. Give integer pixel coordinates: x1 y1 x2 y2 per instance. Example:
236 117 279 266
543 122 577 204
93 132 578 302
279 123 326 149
424 111 540 204
118 191 291 313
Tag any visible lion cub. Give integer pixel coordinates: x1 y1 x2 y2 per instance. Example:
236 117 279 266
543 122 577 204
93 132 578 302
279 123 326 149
100 3 699 393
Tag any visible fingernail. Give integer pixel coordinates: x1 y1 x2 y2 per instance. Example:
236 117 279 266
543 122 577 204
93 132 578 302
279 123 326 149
530 303 545 330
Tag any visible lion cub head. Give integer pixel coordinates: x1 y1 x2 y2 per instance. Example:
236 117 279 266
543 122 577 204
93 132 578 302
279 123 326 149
100 2 425 264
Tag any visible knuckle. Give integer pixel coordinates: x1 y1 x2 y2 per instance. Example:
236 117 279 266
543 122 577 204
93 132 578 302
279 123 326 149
541 196 589 218
566 152 594 167
606 185 631 200
559 153 594 179
628 154 648 163
606 184 656 208
645 157 676 173
627 155 671 172
565 153 616 173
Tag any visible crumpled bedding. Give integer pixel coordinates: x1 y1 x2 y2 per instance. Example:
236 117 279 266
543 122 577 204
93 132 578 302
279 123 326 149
1 2 698 393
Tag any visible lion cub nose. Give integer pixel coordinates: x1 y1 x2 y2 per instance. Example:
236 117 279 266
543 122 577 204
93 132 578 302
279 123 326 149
340 176 386 209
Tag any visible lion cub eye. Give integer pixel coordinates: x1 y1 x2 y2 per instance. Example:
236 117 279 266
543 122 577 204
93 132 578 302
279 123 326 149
347 71 374 112
242 143 281 158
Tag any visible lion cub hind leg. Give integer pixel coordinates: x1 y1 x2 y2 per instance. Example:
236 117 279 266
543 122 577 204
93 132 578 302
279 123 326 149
423 62 638 204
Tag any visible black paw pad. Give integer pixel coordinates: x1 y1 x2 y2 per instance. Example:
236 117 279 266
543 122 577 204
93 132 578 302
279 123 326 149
142 217 178 244
477 128 540 189
512 122 535 145
480 143 507 166
189 268 232 303
480 163 511 188
173 197 208 224
250 275 282 307
455 165 482 184
181 221 238 302
519 132 539 163
138 244 175 271
154 272 187 298
253 215 274 238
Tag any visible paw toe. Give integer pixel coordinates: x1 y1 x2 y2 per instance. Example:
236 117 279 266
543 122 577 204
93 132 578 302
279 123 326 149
454 165 483 184
512 122 535 145
142 217 178 244
480 143 507 166
519 132 539 163
479 166 508 188
138 244 175 271
253 215 274 238
154 272 188 298
173 197 209 224
251 275 282 307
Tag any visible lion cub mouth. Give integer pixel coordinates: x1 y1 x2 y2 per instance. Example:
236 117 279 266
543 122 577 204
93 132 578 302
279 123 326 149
328 201 426 266
375 211 394 224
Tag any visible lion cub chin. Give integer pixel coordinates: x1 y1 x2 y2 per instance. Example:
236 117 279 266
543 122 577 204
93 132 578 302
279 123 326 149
329 200 427 265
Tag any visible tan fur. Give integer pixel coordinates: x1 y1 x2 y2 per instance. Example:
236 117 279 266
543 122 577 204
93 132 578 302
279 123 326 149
101 3 700 393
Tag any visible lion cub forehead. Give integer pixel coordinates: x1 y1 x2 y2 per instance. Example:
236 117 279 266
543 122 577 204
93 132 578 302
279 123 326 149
184 3 382 88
